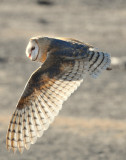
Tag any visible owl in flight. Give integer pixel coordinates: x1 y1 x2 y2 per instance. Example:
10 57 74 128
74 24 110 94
6 37 111 153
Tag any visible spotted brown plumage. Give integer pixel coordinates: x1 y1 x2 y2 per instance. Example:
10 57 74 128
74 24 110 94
6 36 111 153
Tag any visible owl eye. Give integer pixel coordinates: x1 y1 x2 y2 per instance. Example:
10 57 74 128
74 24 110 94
31 46 35 51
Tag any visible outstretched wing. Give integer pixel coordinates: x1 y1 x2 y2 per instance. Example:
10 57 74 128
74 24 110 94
6 47 111 153
51 38 111 75
6 56 89 153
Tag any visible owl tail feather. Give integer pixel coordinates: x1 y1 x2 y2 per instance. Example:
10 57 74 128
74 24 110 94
87 51 111 78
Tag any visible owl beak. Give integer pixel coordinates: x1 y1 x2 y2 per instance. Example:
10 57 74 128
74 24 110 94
29 54 31 58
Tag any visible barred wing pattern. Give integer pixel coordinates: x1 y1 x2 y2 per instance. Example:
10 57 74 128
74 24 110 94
88 50 111 78
6 50 111 153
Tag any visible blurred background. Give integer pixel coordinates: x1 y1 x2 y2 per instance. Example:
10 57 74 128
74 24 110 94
0 0 126 159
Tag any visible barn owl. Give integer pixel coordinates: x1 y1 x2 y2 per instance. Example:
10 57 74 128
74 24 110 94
6 36 111 153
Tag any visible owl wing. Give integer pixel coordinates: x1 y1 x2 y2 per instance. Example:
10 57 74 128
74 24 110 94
6 48 111 153
53 44 111 78
6 56 89 153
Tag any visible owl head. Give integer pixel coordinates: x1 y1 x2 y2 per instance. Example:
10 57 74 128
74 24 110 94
26 37 51 63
